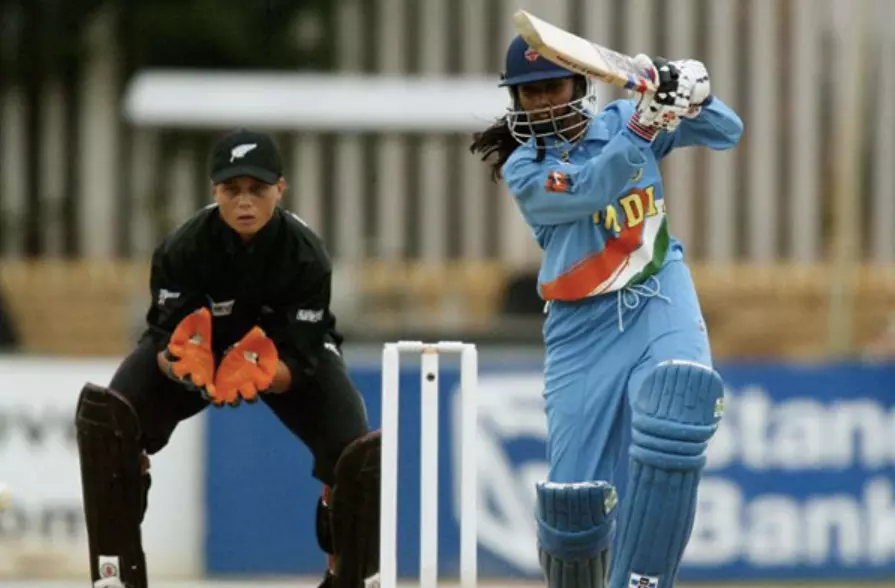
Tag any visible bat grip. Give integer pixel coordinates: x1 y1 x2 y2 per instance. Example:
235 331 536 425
626 75 656 94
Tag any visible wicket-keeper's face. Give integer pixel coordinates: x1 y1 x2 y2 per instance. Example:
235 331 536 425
213 176 285 240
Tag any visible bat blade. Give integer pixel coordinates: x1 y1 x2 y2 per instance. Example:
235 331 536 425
513 10 656 94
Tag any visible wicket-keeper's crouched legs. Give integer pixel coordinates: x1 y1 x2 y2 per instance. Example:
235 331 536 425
75 337 208 588
262 346 380 588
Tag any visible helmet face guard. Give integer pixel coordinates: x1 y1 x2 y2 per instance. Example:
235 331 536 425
500 36 598 148
504 81 598 147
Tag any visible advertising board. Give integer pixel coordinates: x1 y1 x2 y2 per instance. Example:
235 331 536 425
0 356 205 579
203 356 895 581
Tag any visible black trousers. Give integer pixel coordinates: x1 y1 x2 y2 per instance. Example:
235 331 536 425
109 337 370 486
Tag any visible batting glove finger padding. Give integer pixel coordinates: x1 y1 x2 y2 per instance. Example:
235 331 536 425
627 54 689 141
670 58 711 118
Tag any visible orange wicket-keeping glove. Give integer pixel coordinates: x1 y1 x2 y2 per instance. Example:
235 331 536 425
164 307 216 398
212 326 279 407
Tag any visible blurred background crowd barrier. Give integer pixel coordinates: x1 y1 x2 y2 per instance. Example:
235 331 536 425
1 0 894 585
0 0 894 359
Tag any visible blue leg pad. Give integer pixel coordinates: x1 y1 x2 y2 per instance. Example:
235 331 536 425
609 360 724 588
536 480 618 588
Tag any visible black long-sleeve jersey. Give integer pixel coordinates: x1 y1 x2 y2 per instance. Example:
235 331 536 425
143 204 342 386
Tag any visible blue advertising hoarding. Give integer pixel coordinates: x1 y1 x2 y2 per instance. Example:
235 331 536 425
204 356 895 581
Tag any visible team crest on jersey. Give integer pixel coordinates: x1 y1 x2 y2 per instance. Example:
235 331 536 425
545 170 572 193
524 47 540 62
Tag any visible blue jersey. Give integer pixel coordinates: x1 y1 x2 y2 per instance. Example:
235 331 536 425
501 97 743 301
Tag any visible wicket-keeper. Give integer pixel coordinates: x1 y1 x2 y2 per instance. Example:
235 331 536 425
75 129 380 588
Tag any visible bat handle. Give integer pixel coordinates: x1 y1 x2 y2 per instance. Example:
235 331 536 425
626 74 656 94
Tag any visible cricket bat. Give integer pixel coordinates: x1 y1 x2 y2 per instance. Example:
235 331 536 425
513 10 656 94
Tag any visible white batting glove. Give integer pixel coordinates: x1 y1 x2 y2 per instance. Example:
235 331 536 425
670 59 711 118
626 54 688 141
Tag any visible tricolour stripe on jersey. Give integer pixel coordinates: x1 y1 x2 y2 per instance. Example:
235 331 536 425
539 200 669 301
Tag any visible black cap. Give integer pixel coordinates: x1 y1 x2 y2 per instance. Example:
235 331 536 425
209 128 284 185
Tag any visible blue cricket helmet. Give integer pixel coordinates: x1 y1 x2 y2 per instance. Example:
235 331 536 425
498 35 598 147
500 35 576 87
